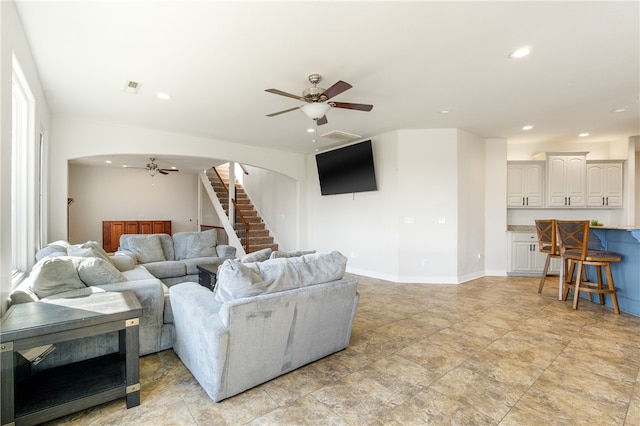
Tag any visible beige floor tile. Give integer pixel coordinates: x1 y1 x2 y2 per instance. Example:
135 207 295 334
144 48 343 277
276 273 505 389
39 275 639 426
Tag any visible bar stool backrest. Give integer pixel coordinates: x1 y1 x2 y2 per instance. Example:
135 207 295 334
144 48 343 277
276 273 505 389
535 219 558 255
556 220 589 260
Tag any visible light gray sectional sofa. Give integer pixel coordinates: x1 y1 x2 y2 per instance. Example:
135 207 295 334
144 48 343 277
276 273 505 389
9 240 175 371
170 251 359 402
117 229 236 286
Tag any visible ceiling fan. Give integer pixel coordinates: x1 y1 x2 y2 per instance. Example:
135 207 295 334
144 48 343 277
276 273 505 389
265 74 373 125
135 158 179 176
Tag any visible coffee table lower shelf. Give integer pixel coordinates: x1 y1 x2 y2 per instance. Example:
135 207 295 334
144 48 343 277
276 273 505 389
15 354 129 424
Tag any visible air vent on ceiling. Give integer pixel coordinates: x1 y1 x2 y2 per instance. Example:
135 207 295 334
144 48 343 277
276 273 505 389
321 130 362 143
123 80 142 94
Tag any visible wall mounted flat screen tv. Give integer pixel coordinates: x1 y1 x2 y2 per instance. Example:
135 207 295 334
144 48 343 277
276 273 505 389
315 140 377 196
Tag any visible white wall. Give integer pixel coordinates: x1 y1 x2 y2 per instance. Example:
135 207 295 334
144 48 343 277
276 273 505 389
48 116 308 248
484 139 508 276
1 0 51 313
68 164 200 244
457 130 486 281
240 165 299 251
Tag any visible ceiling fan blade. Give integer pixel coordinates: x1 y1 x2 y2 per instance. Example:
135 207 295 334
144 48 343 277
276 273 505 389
266 106 300 117
321 81 352 100
316 115 328 126
265 88 306 102
330 101 373 112
159 170 169 175
159 168 179 173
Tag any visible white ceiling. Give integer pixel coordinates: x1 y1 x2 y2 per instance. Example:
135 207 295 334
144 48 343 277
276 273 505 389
14 1 640 168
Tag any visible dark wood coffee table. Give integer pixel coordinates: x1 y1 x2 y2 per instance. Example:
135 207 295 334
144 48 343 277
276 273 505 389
0 291 142 426
197 264 220 291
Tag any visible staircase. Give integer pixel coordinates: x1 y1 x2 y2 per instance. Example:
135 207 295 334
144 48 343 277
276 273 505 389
206 164 278 254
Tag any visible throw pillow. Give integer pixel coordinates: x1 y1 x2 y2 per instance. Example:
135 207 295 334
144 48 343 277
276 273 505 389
185 232 217 259
77 257 127 286
269 250 316 259
127 234 166 263
240 247 272 263
214 259 272 303
246 251 347 294
67 245 111 263
29 257 86 299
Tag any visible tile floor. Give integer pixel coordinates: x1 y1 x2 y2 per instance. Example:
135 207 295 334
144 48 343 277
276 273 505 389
46 274 640 425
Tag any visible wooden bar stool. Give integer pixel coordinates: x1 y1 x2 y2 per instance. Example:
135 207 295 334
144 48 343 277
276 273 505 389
534 219 561 294
556 220 621 314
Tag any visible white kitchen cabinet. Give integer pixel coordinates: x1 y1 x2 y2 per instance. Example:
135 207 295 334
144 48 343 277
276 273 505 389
546 153 587 207
586 161 623 207
509 232 561 276
507 162 544 207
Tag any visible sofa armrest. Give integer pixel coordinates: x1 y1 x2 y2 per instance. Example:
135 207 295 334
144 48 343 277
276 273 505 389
216 244 236 258
169 282 229 401
96 279 164 329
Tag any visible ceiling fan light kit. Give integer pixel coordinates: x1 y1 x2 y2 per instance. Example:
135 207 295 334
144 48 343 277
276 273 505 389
265 74 373 126
301 103 331 120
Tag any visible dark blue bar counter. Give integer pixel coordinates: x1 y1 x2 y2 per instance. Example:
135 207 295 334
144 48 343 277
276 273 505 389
588 227 640 317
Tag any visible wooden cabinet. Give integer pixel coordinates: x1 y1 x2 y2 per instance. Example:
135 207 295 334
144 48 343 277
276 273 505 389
102 220 171 252
507 162 544 207
546 153 587 207
586 161 623 207
509 232 561 276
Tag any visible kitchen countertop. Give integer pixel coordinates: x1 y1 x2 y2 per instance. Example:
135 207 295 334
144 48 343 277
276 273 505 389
507 225 640 232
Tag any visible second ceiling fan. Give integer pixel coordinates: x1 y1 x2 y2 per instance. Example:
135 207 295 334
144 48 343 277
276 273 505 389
265 74 373 125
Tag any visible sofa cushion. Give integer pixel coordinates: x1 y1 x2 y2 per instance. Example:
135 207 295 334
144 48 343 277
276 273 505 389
240 248 272 263
173 230 217 260
29 257 86 299
186 232 217 259
269 250 316 259
35 244 69 261
214 251 347 303
68 245 112 264
77 257 128 286
142 260 186 279
127 235 166 263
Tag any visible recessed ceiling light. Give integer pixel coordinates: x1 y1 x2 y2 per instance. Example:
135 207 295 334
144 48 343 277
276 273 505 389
105 160 112 164
509 46 532 59
610 108 627 113
307 128 315 133
579 133 590 137
522 125 533 131
156 92 171 100
439 109 451 114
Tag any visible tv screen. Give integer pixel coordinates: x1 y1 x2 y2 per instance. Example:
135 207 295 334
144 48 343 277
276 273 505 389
315 140 377 196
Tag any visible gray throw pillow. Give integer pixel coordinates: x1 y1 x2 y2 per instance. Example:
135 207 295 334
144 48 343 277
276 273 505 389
29 257 86 299
67 245 111 263
269 250 316 259
214 259 271 302
185 232 218 259
77 257 127 286
240 248 272 263
127 235 166 263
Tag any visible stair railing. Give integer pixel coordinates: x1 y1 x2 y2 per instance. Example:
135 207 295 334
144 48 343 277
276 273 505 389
212 167 251 254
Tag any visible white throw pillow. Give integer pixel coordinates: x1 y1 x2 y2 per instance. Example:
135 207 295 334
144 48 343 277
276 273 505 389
127 235 166 263
29 257 86 299
240 248 272 263
77 257 127 286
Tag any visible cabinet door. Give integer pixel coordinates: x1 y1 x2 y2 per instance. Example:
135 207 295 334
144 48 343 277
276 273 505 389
103 221 125 252
125 221 140 234
603 163 623 207
512 242 534 272
565 155 585 206
152 220 171 234
547 156 568 207
586 164 605 206
524 164 543 207
507 164 526 206
139 221 153 234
